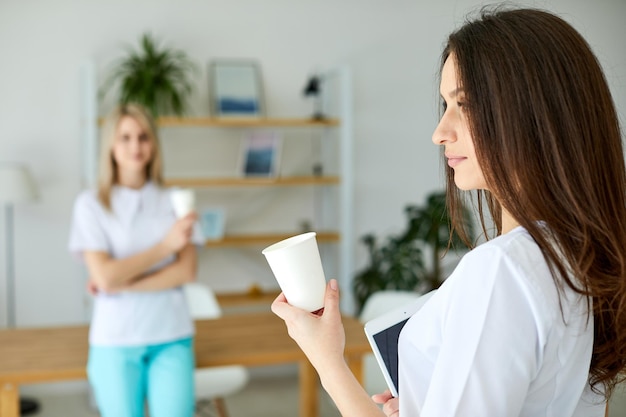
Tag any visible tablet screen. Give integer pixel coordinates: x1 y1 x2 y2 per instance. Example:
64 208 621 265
363 290 436 397
372 317 410 393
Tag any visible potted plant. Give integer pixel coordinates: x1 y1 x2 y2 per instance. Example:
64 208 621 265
352 190 473 314
100 33 197 117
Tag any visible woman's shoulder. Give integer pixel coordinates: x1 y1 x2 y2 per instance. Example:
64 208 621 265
74 188 99 208
72 189 109 219
465 226 542 265
447 226 560 316
464 226 548 272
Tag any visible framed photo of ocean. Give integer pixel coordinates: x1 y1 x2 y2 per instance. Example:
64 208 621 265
210 60 265 118
238 131 282 177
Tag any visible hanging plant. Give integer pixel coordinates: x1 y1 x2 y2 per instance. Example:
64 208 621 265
100 33 197 117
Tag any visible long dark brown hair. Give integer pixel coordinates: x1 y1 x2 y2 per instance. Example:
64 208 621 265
442 7 626 397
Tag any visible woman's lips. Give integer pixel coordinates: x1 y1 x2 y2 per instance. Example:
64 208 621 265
446 156 466 168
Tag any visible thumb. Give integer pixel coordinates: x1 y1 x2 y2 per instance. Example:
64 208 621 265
372 389 394 404
322 279 341 317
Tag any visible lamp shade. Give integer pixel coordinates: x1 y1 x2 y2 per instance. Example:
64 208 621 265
303 76 320 96
0 163 39 204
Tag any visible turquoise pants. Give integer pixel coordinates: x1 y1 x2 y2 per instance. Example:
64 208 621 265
87 337 195 417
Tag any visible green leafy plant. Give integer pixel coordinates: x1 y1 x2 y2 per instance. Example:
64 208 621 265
100 33 197 117
352 190 473 313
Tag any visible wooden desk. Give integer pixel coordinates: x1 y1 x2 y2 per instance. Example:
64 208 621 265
0 313 370 417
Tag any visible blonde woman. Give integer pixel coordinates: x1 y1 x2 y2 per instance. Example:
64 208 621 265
69 104 202 417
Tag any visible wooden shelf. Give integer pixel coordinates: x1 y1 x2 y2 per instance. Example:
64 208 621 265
98 117 340 128
215 289 281 309
204 232 340 248
157 117 340 127
164 176 340 188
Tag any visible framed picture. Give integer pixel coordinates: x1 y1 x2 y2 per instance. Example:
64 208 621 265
199 208 226 241
239 131 282 177
209 60 264 118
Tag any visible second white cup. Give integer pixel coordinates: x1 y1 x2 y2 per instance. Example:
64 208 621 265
170 188 196 218
262 232 327 312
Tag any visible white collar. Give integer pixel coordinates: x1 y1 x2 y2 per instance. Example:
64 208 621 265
111 181 159 224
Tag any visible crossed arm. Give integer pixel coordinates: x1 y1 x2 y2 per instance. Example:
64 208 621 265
83 214 197 293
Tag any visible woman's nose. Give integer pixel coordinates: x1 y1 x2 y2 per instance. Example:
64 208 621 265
129 138 141 150
432 113 456 145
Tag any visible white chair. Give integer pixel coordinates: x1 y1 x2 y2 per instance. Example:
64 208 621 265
359 290 423 396
184 282 250 417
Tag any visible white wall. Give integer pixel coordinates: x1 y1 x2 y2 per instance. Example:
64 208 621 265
0 0 624 326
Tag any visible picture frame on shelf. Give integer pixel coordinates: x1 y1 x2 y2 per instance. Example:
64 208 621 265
209 60 264 118
199 207 226 241
238 131 282 177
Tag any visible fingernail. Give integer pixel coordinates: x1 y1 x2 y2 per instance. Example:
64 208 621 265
330 279 338 290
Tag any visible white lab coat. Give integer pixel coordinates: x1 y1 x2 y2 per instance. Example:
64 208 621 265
398 226 605 416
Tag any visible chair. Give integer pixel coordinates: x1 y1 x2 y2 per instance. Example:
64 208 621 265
359 290 423 395
183 282 250 417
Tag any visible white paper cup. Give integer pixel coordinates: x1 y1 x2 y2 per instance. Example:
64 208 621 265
170 188 196 218
262 232 326 312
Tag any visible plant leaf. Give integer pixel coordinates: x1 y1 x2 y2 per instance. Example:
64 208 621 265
100 32 198 117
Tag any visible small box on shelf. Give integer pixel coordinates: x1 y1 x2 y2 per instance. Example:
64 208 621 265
199 207 226 241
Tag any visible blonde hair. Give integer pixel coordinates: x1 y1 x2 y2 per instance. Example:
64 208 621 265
97 103 164 210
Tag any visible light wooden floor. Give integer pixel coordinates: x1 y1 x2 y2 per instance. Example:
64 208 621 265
20 373 626 417
20 372 342 417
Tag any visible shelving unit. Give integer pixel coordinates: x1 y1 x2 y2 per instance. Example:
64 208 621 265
163 175 339 188
156 117 340 128
97 117 340 128
204 232 340 248
82 66 354 311
215 289 281 311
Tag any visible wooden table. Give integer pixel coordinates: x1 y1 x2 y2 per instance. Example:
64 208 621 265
0 313 370 417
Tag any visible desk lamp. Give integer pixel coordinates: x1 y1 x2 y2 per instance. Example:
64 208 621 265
303 75 325 120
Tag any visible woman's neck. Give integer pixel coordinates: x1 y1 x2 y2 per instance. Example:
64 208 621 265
502 209 520 234
117 171 147 190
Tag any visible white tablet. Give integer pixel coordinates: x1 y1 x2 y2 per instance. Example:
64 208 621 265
363 290 436 397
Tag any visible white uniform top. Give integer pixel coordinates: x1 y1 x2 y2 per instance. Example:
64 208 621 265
68 182 204 347
398 226 605 416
